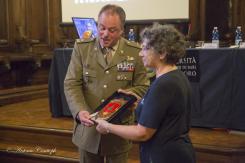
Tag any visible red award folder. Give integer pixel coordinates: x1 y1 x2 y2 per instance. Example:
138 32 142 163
90 92 137 122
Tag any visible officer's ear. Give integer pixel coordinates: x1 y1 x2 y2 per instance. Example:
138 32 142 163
119 29 123 36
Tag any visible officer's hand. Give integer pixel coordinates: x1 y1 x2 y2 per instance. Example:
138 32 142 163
78 111 94 127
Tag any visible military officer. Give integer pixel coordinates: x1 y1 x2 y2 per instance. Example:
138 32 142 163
64 4 149 163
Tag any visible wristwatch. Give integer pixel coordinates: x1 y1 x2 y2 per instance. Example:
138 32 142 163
75 112 81 124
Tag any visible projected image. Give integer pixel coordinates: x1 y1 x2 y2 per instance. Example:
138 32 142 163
72 17 98 39
62 0 189 22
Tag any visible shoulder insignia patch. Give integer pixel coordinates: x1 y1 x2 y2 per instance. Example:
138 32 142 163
76 38 95 44
126 41 141 49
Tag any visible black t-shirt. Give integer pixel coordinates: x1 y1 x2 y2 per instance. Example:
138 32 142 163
135 69 192 163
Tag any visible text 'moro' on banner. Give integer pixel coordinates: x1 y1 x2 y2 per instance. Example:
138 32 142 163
176 50 200 82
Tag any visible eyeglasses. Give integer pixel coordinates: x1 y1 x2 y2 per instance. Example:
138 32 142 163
141 45 151 51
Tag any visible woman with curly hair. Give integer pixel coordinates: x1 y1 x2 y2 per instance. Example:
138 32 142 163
96 23 196 163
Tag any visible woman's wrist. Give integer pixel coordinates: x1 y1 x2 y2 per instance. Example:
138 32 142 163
105 122 110 133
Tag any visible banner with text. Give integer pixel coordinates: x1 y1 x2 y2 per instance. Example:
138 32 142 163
177 50 200 82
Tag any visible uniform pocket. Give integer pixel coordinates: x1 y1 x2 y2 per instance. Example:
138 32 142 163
82 68 96 89
74 123 84 136
83 68 96 78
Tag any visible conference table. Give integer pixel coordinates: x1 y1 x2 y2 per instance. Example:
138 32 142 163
48 48 245 131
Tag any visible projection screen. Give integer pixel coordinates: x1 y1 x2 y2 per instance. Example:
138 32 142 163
61 0 189 23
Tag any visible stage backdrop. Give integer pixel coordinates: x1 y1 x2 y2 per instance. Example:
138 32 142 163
61 0 189 23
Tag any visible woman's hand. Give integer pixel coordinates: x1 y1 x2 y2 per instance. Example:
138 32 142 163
118 89 141 110
95 119 110 134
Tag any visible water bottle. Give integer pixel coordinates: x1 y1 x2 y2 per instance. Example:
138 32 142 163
128 28 136 41
212 27 219 45
235 26 242 46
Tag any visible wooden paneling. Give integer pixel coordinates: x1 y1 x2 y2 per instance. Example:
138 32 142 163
240 1 245 36
196 0 245 43
205 0 230 41
0 0 57 53
1 99 245 163
188 0 200 41
232 0 245 35
2 0 245 51
48 0 62 48
0 54 52 89
8 0 26 50
25 0 49 43
0 0 8 39
2 0 245 90
0 0 9 47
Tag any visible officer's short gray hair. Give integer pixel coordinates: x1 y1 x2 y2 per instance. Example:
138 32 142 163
98 4 126 29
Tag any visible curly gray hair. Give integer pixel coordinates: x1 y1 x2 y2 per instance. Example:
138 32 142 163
140 23 186 64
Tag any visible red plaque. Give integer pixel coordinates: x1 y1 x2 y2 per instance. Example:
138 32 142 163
90 92 137 122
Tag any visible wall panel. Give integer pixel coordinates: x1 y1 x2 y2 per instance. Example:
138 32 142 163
0 0 9 47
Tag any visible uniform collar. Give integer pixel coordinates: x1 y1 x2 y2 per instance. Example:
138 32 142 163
100 40 120 52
